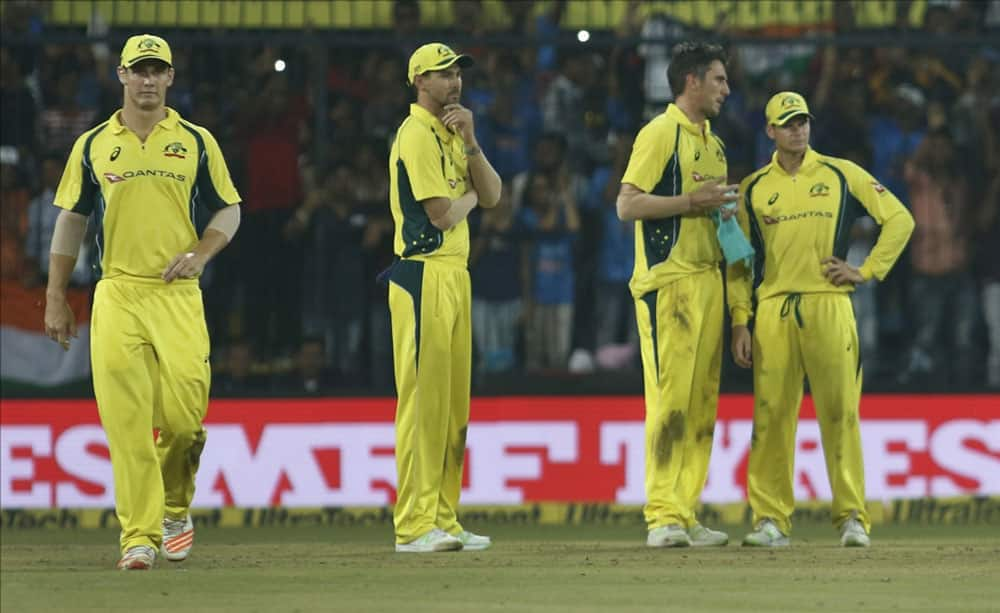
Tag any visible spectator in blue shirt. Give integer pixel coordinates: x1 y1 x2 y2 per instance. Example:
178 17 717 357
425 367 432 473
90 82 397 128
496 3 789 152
519 172 580 371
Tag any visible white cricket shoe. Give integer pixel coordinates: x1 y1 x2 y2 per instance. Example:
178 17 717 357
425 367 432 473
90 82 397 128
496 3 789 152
646 524 692 548
742 519 790 547
117 545 156 570
161 514 195 561
840 518 871 547
688 523 729 546
454 530 491 551
395 528 463 553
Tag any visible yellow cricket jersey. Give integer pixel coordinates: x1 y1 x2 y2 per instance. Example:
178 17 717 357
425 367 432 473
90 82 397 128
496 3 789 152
54 108 240 280
734 147 914 304
621 104 728 298
389 103 470 267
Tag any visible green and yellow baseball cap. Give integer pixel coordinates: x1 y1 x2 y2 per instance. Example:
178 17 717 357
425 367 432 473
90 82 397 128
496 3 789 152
407 43 474 85
120 34 172 68
765 91 815 126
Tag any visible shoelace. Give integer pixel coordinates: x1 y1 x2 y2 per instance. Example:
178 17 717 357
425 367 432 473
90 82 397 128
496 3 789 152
420 528 450 542
779 292 805 328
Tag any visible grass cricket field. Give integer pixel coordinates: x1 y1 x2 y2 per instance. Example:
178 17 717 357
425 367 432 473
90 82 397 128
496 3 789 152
2 521 998 612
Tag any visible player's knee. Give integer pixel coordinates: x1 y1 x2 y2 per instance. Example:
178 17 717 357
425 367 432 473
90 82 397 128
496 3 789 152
166 428 208 467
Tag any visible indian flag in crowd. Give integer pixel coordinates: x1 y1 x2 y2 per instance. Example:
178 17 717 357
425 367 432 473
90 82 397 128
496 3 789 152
1 284 91 386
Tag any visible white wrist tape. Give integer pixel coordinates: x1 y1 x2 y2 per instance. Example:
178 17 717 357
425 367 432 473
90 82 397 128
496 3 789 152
50 210 89 257
205 204 241 242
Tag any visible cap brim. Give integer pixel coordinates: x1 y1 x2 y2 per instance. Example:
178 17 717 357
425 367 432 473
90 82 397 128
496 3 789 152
425 54 474 75
409 54 474 84
772 110 815 126
122 56 171 68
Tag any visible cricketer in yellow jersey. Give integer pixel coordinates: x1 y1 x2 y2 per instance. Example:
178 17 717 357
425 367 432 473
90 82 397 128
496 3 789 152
43 34 241 570
617 42 752 548
730 92 914 548
387 43 502 553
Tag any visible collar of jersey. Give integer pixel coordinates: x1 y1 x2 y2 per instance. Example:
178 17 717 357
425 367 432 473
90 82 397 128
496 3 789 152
665 103 712 136
409 103 453 143
769 146 821 176
109 106 181 135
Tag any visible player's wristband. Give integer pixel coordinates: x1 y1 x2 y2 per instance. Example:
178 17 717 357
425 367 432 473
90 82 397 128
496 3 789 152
465 145 481 157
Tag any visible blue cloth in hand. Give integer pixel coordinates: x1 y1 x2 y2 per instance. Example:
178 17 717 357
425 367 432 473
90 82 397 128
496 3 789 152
711 201 754 267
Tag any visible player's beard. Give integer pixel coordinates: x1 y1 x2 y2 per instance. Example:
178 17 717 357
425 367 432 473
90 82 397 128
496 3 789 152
132 90 161 111
704 95 723 119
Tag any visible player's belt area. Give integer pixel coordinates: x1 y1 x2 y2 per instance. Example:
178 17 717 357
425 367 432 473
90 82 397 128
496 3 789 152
779 292 805 328
376 256 467 285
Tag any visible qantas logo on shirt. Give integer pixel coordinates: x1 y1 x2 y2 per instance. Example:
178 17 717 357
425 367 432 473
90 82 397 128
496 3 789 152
762 210 833 225
102 169 187 183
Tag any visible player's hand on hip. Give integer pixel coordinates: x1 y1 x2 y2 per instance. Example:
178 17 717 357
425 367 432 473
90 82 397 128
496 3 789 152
442 104 475 141
162 251 206 282
731 324 752 368
44 295 77 351
821 256 864 286
688 178 740 214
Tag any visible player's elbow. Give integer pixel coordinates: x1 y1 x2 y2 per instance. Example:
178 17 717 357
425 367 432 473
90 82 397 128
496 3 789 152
429 216 453 231
423 197 454 230
480 189 500 209
616 194 636 221
887 208 916 243
901 210 916 237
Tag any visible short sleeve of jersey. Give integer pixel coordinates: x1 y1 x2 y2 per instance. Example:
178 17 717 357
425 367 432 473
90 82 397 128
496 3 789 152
398 122 450 202
621 118 676 194
53 132 98 215
841 160 906 224
197 126 241 209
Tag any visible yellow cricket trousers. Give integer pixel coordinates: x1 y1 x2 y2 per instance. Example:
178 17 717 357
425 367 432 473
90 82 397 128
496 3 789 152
635 267 723 530
91 277 210 553
388 259 471 543
747 292 870 535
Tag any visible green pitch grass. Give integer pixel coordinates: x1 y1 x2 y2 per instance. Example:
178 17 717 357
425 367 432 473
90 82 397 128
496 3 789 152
2 523 998 612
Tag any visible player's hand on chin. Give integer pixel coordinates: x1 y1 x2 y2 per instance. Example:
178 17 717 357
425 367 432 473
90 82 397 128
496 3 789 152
162 251 206 282
442 104 474 140
821 256 864 287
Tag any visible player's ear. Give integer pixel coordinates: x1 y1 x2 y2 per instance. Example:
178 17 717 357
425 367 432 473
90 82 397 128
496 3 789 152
766 124 776 141
685 71 699 94
117 66 127 86
166 67 175 87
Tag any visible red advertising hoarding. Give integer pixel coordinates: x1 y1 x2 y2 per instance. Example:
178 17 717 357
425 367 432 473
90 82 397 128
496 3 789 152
2 395 998 508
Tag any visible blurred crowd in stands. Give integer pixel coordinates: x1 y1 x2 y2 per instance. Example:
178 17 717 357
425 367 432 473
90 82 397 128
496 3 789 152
1 0 998 394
